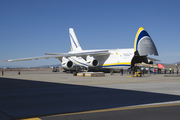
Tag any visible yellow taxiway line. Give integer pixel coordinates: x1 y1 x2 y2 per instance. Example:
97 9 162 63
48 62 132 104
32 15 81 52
18 102 180 120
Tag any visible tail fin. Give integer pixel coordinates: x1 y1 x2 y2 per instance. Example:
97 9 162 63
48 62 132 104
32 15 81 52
69 28 82 52
134 27 158 56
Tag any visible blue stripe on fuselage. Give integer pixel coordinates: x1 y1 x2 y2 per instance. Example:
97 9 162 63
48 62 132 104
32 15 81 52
101 64 131 68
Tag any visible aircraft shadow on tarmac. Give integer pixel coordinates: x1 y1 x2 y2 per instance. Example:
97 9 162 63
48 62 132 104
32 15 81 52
1 77 180 119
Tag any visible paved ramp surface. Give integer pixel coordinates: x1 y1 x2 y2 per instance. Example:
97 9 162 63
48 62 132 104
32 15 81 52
1 74 180 119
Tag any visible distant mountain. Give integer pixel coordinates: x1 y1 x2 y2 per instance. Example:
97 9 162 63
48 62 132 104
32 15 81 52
159 62 180 65
0 65 23 68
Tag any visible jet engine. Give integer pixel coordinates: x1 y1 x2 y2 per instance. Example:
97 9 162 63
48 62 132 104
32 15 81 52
86 56 99 67
61 57 74 69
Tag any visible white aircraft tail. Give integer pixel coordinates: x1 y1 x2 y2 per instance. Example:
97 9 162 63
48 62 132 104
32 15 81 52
69 28 82 52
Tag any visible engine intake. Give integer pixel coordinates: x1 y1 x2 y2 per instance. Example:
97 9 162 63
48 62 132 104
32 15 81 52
62 57 74 69
62 61 74 69
86 55 99 67
92 59 99 66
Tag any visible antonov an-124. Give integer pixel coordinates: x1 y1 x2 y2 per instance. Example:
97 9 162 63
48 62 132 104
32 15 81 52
4 27 159 72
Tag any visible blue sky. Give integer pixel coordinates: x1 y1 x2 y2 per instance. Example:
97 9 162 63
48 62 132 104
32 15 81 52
1 0 180 67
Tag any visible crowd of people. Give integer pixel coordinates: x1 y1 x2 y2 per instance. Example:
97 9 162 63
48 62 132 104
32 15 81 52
118 66 179 76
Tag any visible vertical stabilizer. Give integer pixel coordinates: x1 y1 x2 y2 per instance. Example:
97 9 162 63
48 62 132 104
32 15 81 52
134 27 158 56
69 28 82 52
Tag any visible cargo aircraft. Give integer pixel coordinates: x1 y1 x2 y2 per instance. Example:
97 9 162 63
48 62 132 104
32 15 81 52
4 27 159 72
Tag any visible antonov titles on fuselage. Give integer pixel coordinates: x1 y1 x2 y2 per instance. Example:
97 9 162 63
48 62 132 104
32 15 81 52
4 27 159 72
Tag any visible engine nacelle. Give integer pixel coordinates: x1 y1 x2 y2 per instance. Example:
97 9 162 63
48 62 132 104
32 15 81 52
62 57 74 69
86 56 99 67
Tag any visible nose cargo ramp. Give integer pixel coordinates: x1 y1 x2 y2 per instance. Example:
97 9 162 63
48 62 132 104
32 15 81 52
134 27 158 56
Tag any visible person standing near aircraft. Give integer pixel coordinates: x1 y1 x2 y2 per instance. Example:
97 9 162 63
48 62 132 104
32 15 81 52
142 68 145 76
1 70 4 76
129 68 132 75
176 68 179 74
110 69 114 75
120 69 123 76
172 68 174 74
154 68 156 75
18 70 21 75
169 68 172 74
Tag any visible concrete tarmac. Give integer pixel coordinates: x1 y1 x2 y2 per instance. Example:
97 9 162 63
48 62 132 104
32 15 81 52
0 71 180 120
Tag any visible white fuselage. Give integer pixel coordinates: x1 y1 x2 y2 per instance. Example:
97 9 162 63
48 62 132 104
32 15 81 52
66 48 134 69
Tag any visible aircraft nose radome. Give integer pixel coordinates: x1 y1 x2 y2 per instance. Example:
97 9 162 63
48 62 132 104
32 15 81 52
134 27 158 56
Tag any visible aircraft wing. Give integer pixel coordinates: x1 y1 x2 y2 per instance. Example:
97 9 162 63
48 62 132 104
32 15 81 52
4 55 63 62
4 50 110 62
44 53 62 55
